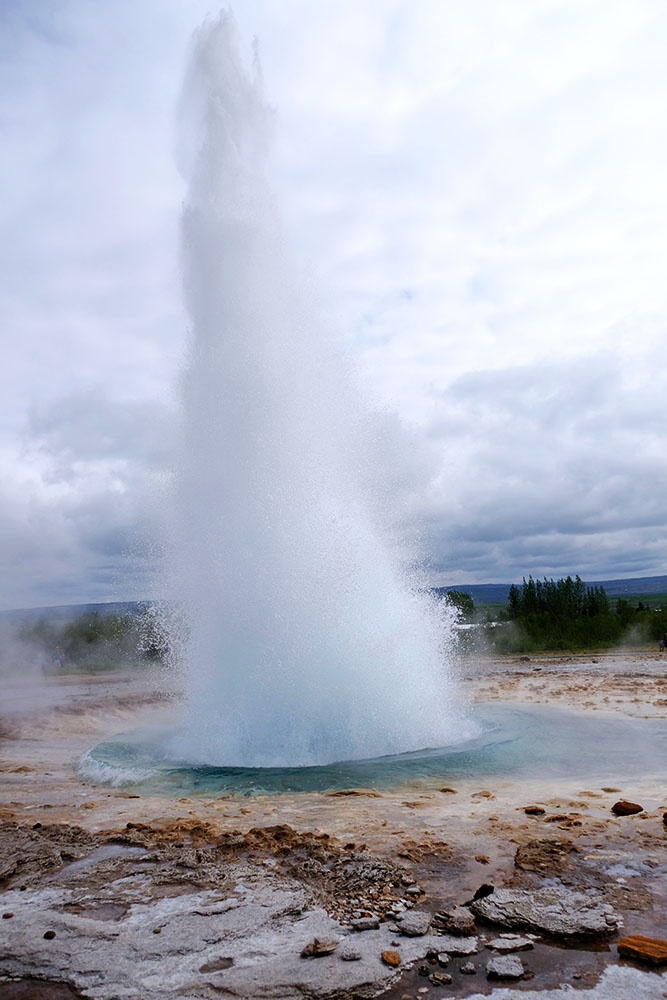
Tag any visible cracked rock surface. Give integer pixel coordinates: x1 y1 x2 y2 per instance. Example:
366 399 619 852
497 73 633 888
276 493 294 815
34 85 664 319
471 886 622 937
0 822 444 1000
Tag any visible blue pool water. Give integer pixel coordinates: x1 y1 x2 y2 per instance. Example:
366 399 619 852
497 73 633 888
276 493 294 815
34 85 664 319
77 703 666 796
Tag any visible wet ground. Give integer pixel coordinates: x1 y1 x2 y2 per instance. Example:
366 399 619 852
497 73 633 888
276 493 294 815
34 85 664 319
0 653 665 998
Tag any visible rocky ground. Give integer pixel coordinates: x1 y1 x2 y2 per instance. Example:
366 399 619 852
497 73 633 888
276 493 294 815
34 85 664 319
0 653 666 999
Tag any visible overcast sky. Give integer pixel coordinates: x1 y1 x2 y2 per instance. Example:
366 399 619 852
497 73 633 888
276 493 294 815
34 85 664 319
1 0 666 609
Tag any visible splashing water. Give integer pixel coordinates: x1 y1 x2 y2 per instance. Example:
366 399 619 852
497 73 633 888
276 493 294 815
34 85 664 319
161 12 468 768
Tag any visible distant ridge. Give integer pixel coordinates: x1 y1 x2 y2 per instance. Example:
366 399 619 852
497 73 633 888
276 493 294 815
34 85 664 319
438 574 667 605
3 573 667 618
0 601 145 623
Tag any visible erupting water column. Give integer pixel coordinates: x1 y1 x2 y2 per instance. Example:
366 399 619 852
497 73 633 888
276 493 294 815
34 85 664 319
164 12 466 768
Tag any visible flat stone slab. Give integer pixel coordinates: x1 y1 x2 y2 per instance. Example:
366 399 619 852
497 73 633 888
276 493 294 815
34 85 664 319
471 887 621 937
432 933 479 955
487 936 534 952
397 911 431 936
487 954 525 979
0 869 448 1000
617 934 667 965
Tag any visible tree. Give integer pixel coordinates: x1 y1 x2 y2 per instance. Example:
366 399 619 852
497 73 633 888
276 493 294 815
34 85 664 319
500 575 618 651
507 584 521 620
445 590 475 620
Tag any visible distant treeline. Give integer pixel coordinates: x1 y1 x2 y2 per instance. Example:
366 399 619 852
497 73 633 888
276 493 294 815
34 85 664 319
19 609 167 672
494 575 667 653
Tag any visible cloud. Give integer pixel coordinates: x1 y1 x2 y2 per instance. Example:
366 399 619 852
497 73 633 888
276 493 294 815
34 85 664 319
1 1 666 606
423 347 667 582
0 390 173 608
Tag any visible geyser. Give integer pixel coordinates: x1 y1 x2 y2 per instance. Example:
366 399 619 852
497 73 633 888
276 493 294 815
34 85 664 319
161 12 468 768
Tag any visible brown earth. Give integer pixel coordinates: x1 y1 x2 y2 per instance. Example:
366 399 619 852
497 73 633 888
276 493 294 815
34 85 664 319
0 655 665 998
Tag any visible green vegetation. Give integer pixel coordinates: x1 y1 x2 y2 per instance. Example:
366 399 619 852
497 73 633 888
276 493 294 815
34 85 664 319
19 608 166 673
443 589 475 621
490 576 667 654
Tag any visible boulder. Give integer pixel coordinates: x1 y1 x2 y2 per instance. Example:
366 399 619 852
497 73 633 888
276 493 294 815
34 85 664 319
433 905 476 936
611 800 643 816
617 934 667 965
471 887 621 937
397 911 431 936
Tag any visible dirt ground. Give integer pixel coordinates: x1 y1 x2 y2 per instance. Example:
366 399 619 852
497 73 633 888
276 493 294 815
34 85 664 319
0 654 665 998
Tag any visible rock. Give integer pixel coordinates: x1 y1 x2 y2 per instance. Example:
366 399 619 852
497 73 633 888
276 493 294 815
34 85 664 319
475 855 490 864
324 788 383 797
199 957 233 972
351 916 379 931
437 952 450 967
439 786 458 794
486 954 525 979
523 805 546 815
405 885 422 897
433 905 476 936
617 934 667 965
460 961 476 974
471 887 621 937
429 970 452 985
2 912 13 919
381 950 401 967
339 944 362 962
43 930 56 940
487 935 534 952
611 800 643 816
433 934 478 955
470 882 494 902
0 828 451 1000
301 936 340 958
397 911 431 936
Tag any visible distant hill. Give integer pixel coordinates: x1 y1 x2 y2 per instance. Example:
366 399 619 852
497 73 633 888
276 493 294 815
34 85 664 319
437 574 667 605
3 573 667 620
0 601 145 624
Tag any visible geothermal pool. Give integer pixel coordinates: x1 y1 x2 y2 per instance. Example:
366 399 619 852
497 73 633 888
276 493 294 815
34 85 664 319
78 702 667 796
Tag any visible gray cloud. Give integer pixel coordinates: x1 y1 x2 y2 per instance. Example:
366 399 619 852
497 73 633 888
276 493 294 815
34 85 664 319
424 348 667 582
1 1 666 606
